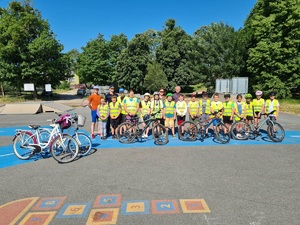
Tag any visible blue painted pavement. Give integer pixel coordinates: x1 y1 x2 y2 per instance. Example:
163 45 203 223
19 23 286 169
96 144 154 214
1 126 300 169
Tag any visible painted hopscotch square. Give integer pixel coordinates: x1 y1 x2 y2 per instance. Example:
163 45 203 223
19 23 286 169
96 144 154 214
56 202 91 218
19 211 56 225
180 199 211 213
32 197 66 211
93 194 122 208
87 208 119 225
152 200 179 214
121 200 149 215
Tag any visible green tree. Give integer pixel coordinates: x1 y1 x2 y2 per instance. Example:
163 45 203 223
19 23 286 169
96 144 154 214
244 0 300 98
156 19 193 90
144 61 168 93
192 22 247 91
0 0 67 97
107 34 128 84
77 34 111 85
115 32 152 92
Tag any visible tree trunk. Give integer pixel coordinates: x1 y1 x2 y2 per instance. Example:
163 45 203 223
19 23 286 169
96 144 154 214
1 83 4 97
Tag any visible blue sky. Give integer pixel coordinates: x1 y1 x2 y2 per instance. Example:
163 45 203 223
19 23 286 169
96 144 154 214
0 0 257 52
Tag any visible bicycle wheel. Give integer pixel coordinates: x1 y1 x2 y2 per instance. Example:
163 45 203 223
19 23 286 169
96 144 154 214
13 131 36 160
50 135 79 163
178 121 198 141
73 132 92 156
231 121 250 140
153 123 168 145
116 122 136 144
215 123 231 144
267 122 285 142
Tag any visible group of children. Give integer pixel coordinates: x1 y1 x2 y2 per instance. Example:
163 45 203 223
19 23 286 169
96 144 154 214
95 88 280 140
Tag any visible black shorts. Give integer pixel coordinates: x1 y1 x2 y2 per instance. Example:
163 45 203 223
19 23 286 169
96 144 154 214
110 117 120 129
119 114 126 123
223 116 233 124
254 111 261 119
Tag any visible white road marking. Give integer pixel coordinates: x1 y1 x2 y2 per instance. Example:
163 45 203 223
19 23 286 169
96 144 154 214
0 153 14 157
291 135 300 138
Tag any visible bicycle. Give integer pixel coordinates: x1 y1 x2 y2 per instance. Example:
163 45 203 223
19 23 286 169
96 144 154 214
54 113 93 157
116 111 168 145
230 110 285 142
12 117 79 163
178 112 231 144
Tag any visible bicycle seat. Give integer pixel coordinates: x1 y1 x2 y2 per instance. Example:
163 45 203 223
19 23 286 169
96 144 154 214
29 125 40 130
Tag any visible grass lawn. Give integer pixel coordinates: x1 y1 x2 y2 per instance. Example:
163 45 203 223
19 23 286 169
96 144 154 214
280 99 300 115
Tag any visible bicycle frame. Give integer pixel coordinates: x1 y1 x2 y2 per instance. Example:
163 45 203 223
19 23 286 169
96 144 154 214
14 124 63 152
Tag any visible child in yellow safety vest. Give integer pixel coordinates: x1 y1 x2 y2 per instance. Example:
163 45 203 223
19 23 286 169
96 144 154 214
150 92 164 122
117 88 127 124
139 93 151 138
233 94 246 138
265 92 280 121
124 90 140 123
109 95 121 139
244 93 254 125
163 93 176 137
199 91 211 122
176 94 187 126
97 98 109 140
188 93 199 122
210 93 223 127
222 94 234 131
253 90 265 128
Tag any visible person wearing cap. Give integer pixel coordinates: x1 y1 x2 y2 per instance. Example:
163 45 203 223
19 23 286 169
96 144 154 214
253 90 265 128
199 91 211 124
105 85 118 137
233 94 246 138
87 85 102 138
124 90 140 122
139 93 151 138
164 93 177 137
176 94 187 128
222 94 234 131
150 92 164 122
117 88 127 124
264 92 280 121
245 93 254 125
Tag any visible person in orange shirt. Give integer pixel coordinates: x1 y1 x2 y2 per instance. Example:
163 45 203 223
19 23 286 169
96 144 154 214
87 86 102 138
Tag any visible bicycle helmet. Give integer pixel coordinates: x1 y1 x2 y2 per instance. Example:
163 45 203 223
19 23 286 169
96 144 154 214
269 91 276 96
224 93 231 98
144 93 150 96
153 91 159 96
245 93 252 99
166 93 173 97
255 90 263 96
119 88 124 93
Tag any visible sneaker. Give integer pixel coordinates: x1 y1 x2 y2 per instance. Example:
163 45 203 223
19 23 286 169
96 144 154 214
91 134 95 139
141 134 146 138
103 136 107 140
205 133 209 138
172 134 176 138
145 134 148 138
112 135 116 139
236 133 242 138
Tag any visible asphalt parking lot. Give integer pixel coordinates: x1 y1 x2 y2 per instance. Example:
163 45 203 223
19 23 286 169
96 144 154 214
0 106 300 225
